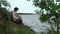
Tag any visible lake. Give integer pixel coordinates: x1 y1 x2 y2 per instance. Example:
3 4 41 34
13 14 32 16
19 14 51 33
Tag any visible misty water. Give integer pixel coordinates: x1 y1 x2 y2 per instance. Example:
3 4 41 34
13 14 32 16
19 14 51 33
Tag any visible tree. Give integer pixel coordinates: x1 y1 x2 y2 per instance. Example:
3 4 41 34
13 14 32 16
32 0 60 34
0 0 16 34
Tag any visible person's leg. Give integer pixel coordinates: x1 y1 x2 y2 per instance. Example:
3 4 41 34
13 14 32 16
16 19 24 25
12 20 18 24
16 19 24 28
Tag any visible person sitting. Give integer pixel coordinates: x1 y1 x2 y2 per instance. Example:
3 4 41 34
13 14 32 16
10 7 23 25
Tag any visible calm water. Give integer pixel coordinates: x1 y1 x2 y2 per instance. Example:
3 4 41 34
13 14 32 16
19 14 51 33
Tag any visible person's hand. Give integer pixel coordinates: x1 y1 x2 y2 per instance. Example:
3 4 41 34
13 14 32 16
16 17 19 19
18 16 22 19
13 18 16 21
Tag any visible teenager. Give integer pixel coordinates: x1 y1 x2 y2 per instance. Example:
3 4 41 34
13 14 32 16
10 7 23 25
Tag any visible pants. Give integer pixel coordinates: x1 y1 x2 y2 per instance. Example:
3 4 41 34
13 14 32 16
13 19 23 25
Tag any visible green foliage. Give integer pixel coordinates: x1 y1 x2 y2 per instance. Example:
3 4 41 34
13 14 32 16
1 0 10 7
5 26 36 34
32 0 60 34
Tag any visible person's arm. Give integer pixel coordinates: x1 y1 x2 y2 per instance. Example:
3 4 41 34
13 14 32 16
12 12 18 21
18 16 22 19
12 13 18 19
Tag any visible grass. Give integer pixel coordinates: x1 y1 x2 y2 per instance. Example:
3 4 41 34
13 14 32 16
0 21 36 34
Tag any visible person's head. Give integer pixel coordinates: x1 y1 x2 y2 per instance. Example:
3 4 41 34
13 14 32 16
14 7 19 12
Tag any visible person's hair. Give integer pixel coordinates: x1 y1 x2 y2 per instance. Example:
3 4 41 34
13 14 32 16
14 7 19 11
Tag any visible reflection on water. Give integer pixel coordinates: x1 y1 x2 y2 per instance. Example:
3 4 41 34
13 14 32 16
19 14 51 33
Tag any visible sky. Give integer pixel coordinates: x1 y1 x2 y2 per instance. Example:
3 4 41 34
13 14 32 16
7 0 60 13
7 0 39 13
